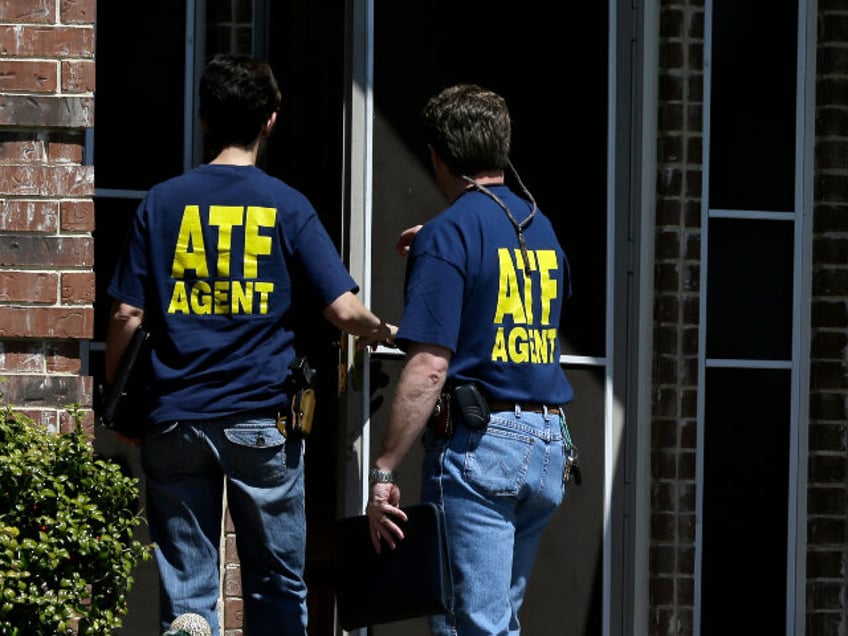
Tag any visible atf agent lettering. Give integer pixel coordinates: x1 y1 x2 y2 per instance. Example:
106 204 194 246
168 205 277 315
491 247 559 363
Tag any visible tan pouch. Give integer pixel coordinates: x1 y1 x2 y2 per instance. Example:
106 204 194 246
288 387 316 438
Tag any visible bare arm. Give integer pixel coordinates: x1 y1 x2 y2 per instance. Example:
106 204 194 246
367 342 451 551
322 290 396 347
105 301 144 386
375 343 450 470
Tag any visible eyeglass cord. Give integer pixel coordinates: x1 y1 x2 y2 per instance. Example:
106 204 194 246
461 160 538 273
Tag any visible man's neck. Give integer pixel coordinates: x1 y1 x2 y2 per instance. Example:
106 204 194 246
445 170 505 202
467 170 505 186
210 143 260 166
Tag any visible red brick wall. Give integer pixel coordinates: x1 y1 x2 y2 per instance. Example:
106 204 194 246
0 0 95 432
223 511 244 634
807 0 848 633
651 1 703 633
653 1 848 634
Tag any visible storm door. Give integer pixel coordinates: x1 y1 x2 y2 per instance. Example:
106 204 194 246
91 1 348 633
339 1 651 634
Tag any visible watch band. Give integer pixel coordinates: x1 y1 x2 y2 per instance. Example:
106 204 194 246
369 467 398 485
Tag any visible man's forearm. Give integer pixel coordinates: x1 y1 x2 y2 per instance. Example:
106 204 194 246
323 291 394 342
374 344 450 472
105 302 144 385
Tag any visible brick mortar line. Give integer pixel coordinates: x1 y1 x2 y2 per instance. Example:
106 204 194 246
0 23 93 29
0 56 93 61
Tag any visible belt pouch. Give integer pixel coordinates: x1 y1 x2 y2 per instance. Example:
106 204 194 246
452 383 490 432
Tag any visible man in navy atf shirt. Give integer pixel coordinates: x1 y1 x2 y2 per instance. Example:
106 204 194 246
105 53 395 636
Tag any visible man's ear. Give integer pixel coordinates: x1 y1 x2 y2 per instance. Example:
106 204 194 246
429 145 452 179
263 111 278 137
429 145 451 174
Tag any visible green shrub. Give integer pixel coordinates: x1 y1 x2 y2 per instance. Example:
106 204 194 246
0 403 152 635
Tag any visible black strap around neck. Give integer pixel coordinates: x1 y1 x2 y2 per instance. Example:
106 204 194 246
462 161 538 273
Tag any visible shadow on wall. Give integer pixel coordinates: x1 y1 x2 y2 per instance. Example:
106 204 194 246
93 432 160 635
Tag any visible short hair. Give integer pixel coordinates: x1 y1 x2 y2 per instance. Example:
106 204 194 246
420 84 511 177
199 54 282 150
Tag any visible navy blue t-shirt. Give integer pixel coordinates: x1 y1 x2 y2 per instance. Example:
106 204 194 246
396 185 574 405
108 164 357 425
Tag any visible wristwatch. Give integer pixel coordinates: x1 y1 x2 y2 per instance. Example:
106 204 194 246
369 467 398 486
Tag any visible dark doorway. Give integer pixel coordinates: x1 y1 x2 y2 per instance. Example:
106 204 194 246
366 3 609 634
266 4 347 635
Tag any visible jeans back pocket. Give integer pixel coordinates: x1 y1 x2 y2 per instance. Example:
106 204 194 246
223 425 289 485
463 422 534 497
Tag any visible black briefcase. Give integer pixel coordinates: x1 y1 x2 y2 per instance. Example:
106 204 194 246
96 323 153 438
334 502 453 631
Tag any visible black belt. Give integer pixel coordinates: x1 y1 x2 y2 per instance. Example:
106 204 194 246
488 401 562 414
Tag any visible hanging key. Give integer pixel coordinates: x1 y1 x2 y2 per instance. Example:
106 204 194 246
563 445 582 486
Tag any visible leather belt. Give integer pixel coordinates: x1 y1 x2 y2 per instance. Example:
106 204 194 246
488 401 562 414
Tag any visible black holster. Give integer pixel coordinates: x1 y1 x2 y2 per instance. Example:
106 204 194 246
429 382 491 436
281 356 317 439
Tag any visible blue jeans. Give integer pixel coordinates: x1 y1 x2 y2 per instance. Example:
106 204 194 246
141 416 307 636
422 408 569 636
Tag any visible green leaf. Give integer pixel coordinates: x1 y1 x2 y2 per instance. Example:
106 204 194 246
0 406 153 634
